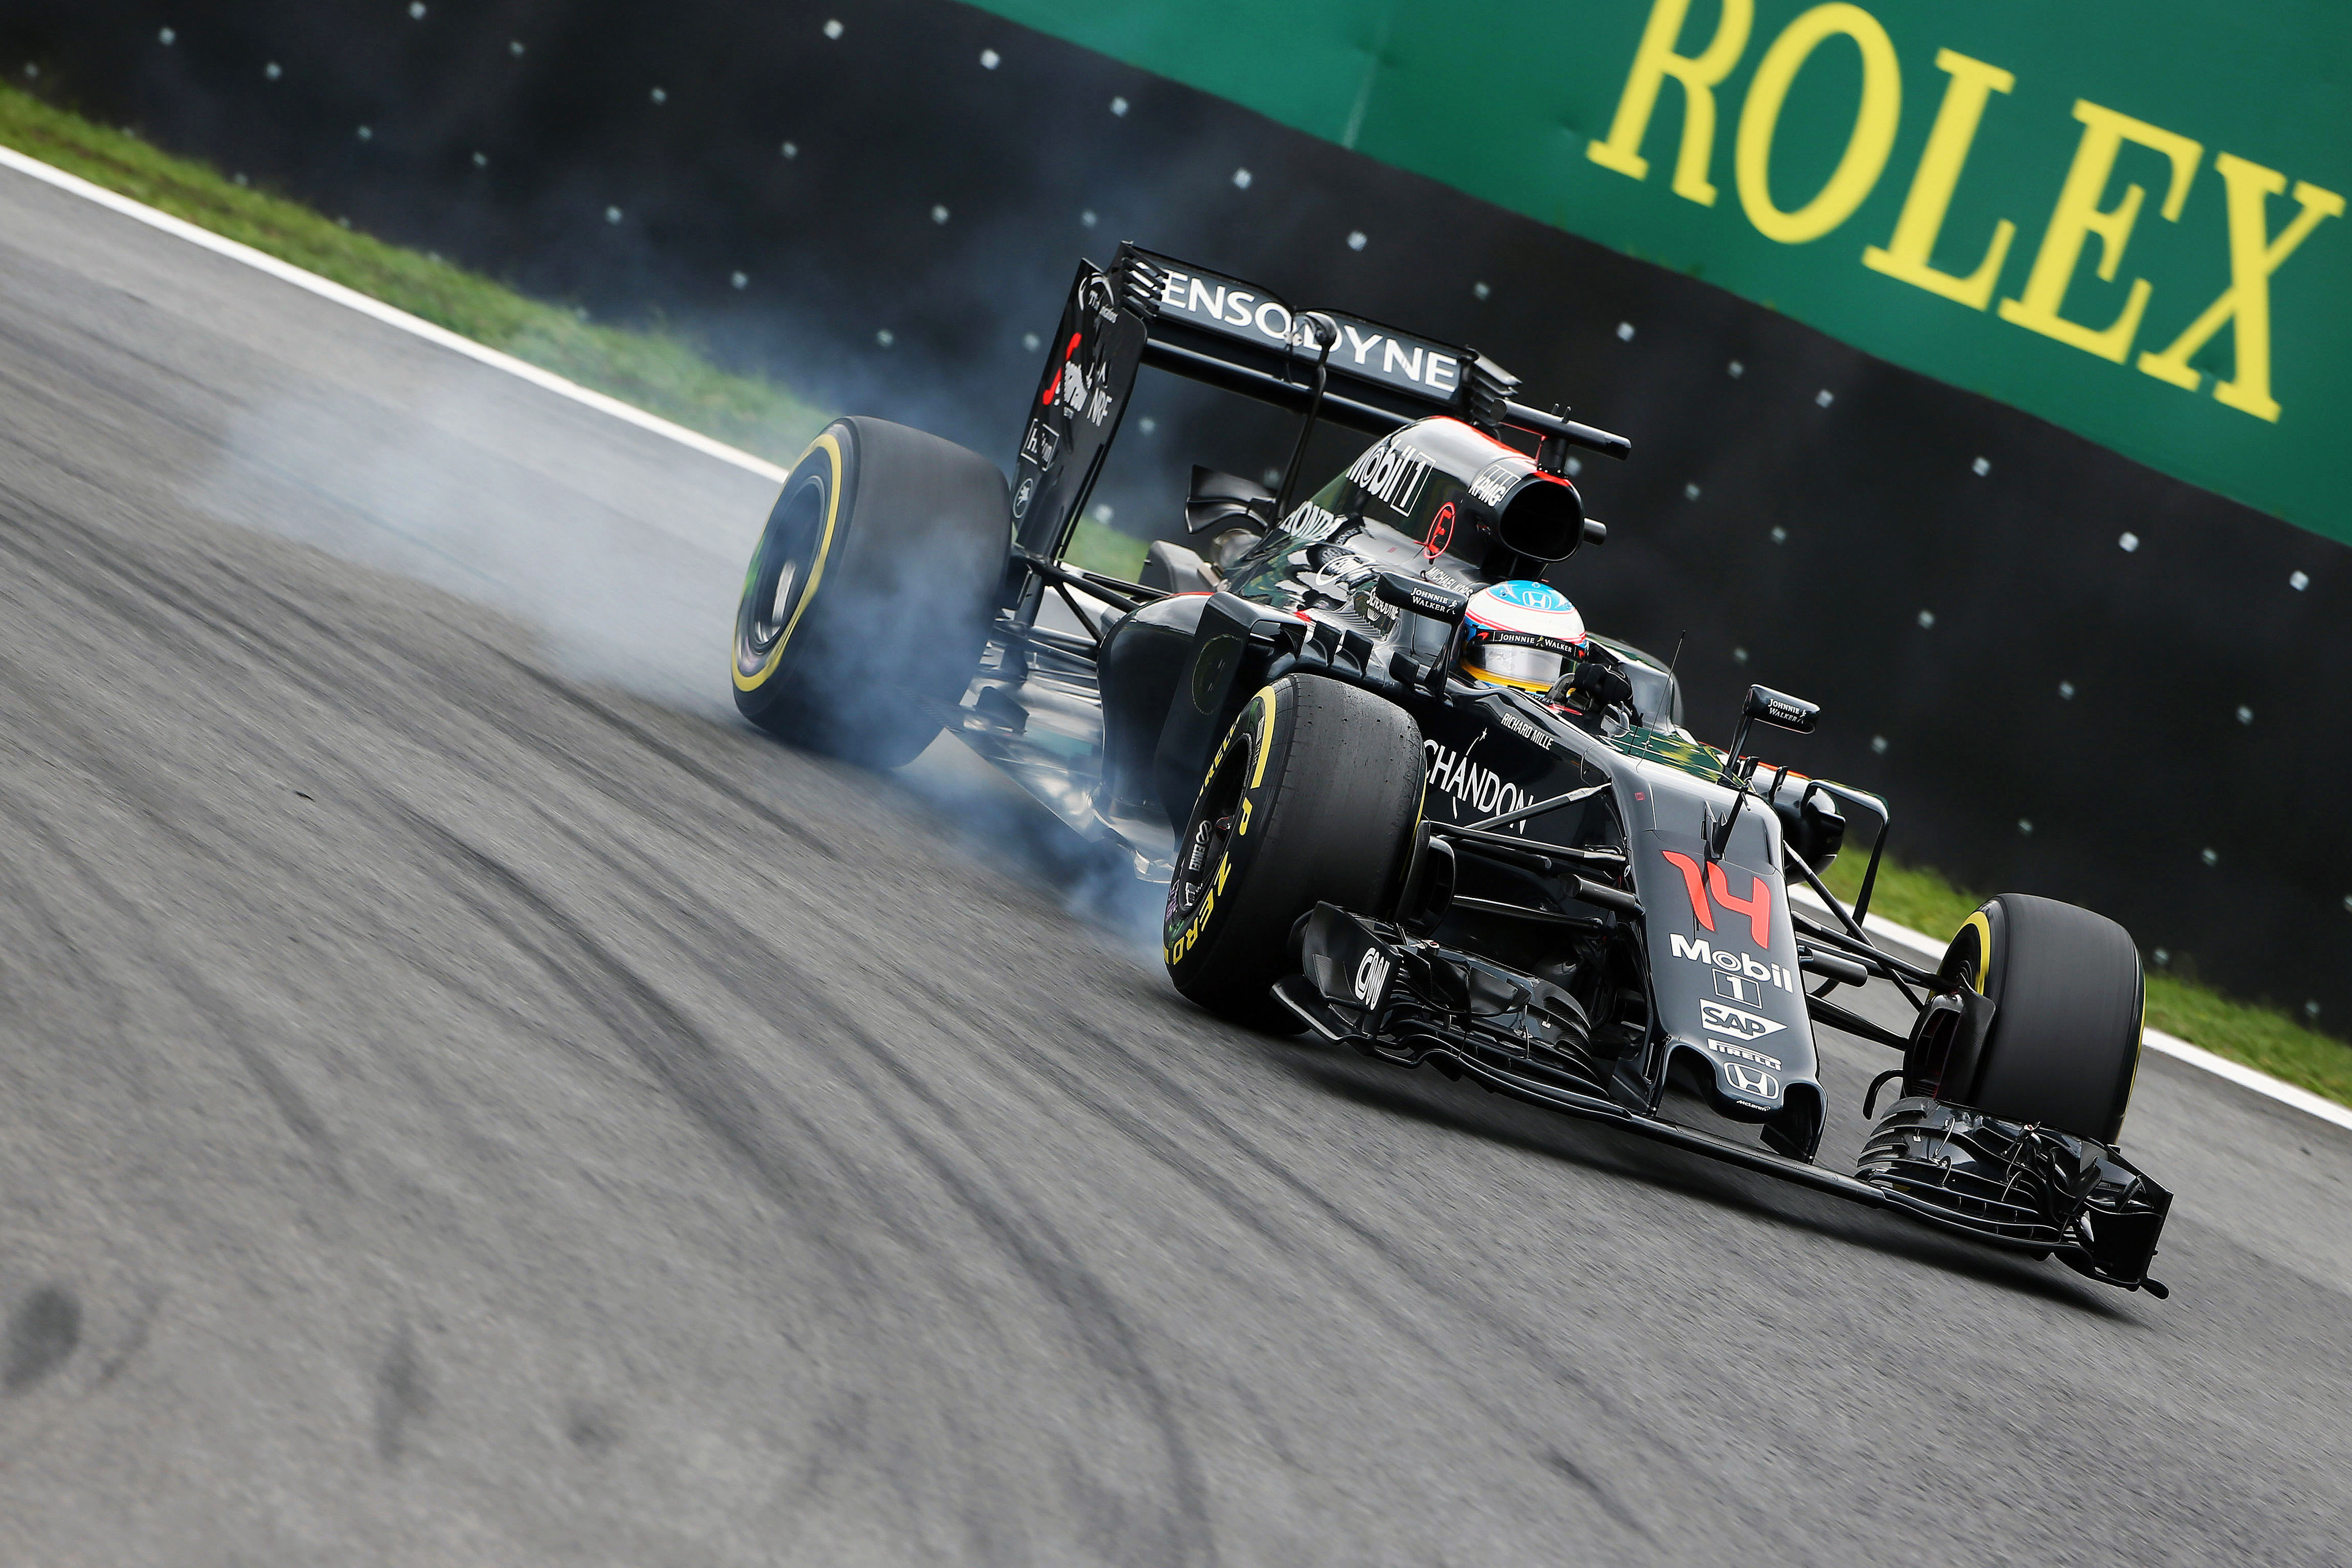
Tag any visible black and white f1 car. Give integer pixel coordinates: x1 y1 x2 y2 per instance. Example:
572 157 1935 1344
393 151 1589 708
730 245 2173 1295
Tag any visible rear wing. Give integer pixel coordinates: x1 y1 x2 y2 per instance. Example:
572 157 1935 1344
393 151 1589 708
1010 243 1629 562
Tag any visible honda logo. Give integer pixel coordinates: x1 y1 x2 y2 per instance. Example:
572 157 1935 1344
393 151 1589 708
1724 1062 1780 1099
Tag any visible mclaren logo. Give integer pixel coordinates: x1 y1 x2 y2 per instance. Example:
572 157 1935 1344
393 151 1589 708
1724 1062 1780 1100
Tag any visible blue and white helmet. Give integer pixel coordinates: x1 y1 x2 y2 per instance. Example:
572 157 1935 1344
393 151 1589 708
1461 580 1587 692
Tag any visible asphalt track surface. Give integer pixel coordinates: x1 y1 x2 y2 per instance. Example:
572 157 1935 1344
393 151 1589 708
3 166 2350 1567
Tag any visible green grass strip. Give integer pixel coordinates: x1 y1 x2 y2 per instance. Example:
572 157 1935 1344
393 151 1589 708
0 84 827 466
8 84 2347 1111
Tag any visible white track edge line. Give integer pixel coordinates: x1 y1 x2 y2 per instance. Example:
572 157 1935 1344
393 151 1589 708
0 144 794 484
1788 886 2352 1132
10 144 2346 1136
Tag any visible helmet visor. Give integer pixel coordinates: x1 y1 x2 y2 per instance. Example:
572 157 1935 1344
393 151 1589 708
1462 643 1565 691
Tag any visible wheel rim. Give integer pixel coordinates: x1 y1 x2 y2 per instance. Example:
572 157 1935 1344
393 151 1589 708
1165 730 1252 947
736 474 829 678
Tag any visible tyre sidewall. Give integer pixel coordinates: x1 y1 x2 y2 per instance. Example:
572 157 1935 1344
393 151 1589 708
1164 681 1293 981
733 417 1008 766
734 427 856 717
1951 894 2145 1142
1164 675 1425 1023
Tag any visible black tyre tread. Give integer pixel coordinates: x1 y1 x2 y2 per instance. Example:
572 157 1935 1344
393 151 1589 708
735 416 1007 768
1966 893 2144 1142
1172 675 1424 1027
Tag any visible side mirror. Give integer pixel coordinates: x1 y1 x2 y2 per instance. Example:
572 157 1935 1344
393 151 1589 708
1744 684 1818 734
1787 784 1847 870
1723 683 1820 787
1184 466 1278 536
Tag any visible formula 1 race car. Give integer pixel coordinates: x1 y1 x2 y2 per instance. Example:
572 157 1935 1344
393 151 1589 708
730 245 2173 1295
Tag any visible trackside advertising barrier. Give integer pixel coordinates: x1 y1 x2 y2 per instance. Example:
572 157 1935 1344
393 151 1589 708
972 0 2351 545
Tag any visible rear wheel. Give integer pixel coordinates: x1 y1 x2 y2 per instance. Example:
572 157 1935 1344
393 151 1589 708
1934 893 2145 1142
732 417 1008 768
1164 674 1424 1029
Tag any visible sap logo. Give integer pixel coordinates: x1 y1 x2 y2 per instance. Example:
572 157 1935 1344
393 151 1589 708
1668 934 1798 994
1353 947 1393 1006
1700 999 1788 1041
1660 849 1773 947
1495 709 1555 751
1345 439 1432 513
1467 460 1520 509
1707 1038 1784 1072
1425 739 1530 824
1724 1063 1780 1100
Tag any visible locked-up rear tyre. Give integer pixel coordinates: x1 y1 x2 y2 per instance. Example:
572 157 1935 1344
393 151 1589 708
1935 893 2145 1142
1164 674 1425 1030
732 417 1009 769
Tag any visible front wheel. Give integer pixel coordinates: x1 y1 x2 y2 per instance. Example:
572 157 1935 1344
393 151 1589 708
1930 893 2145 1142
732 417 1009 768
1164 674 1425 1029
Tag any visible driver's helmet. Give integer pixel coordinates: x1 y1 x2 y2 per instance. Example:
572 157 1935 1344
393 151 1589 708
1460 581 1587 692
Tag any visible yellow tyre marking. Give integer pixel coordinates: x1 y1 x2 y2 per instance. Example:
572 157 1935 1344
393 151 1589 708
733 431 844 692
1958 910 1994 994
1247 684 1278 787
1172 686 1280 967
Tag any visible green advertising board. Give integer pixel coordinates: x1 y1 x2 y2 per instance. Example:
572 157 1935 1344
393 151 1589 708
973 0 2351 544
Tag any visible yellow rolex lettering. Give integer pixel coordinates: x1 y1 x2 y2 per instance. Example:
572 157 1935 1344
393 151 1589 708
1587 0 1755 206
1862 49 2016 307
1734 4 1903 245
2136 154 2343 422
1998 101 2201 362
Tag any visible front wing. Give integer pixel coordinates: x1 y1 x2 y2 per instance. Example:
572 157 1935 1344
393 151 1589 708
1283 904 2173 1295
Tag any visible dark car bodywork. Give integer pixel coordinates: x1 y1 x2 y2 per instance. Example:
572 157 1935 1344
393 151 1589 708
948 245 2172 1294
